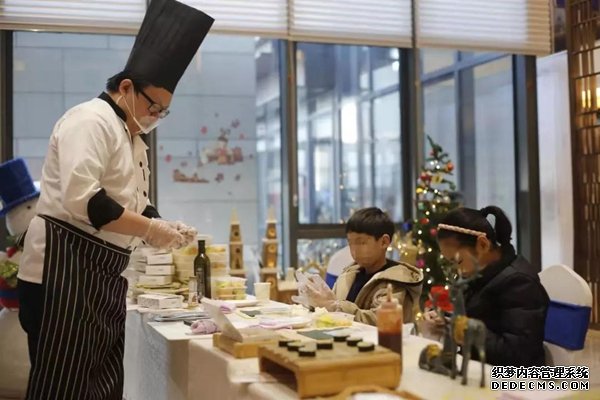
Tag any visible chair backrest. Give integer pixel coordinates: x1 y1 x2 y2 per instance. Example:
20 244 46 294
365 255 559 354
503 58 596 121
325 246 354 288
539 264 592 306
539 264 592 353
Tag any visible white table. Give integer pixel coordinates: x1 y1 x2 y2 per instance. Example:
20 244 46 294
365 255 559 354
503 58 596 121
189 325 579 400
123 301 281 400
127 305 583 400
187 340 259 400
123 308 213 400
244 333 495 400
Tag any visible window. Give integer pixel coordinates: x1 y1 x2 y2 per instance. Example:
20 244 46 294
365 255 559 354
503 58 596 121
296 43 402 224
473 57 516 233
423 79 458 187
421 50 517 242
156 35 282 249
421 49 456 75
297 238 347 272
13 31 134 179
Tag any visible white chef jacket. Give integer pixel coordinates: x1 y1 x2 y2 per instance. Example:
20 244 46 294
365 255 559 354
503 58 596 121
18 96 150 284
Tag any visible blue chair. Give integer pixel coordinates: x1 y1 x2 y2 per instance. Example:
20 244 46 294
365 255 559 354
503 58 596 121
539 264 592 365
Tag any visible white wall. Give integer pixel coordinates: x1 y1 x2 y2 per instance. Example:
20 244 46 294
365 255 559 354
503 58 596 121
536 51 574 269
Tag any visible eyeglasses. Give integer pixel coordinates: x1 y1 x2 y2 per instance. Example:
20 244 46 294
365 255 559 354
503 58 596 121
138 88 170 119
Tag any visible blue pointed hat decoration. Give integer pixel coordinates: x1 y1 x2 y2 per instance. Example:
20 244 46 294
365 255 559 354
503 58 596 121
0 158 40 217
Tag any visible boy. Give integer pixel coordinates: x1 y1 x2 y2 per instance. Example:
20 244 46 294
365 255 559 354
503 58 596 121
299 207 423 325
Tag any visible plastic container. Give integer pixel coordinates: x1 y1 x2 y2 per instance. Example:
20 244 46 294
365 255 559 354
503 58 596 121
212 276 247 300
214 276 246 288
377 283 403 359
207 247 228 276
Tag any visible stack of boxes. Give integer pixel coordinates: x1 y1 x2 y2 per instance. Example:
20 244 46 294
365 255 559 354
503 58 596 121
138 251 175 287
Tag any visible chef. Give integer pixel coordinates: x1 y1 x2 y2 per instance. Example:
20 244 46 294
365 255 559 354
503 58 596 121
16 1 214 398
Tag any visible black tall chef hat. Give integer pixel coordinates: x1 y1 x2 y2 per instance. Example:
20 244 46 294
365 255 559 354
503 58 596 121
123 0 214 93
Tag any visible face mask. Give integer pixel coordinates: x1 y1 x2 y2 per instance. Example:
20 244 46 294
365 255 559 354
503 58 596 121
119 92 162 134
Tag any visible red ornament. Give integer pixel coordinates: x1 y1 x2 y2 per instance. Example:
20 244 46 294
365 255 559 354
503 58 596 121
416 258 425 269
420 218 430 225
430 228 438 237
420 172 431 182
165 154 172 163
447 162 454 172
424 285 453 312
6 246 17 258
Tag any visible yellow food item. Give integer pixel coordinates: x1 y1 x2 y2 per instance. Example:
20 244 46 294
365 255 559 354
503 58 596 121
315 314 353 328
207 245 226 253
217 288 234 296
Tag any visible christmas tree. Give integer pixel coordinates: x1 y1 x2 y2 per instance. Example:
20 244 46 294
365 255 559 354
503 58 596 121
412 135 460 302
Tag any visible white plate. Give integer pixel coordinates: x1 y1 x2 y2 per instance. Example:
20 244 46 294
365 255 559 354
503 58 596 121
222 295 259 308
258 316 312 329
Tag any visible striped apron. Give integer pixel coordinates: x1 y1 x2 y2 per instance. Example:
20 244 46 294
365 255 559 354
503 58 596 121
26 215 131 400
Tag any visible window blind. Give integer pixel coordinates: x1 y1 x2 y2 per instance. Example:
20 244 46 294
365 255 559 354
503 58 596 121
0 0 145 34
289 0 413 47
416 0 551 55
181 0 287 37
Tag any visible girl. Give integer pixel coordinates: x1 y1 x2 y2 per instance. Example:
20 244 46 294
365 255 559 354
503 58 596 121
423 206 549 366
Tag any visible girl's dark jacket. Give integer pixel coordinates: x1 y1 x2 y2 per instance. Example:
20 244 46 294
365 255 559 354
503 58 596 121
464 245 549 366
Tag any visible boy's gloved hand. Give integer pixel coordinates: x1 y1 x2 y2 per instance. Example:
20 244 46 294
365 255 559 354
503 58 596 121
291 270 338 311
305 276 337 310
291 269 311 308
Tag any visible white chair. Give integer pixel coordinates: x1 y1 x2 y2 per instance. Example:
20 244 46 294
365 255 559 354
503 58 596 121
539 264 593 366
325 246 354 288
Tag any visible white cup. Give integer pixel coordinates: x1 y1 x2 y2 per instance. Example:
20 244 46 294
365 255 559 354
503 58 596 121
254 282 271 303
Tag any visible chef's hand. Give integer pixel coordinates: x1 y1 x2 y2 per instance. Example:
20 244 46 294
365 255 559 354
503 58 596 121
143 219 185 250
166 220 197 246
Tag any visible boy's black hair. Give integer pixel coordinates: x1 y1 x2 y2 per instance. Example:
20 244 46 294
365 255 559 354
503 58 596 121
437 205 512 249
106 70 153 93
345 207 395 240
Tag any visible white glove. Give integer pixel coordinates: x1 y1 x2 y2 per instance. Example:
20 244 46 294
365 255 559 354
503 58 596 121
166 220 197 246
143 219 185 250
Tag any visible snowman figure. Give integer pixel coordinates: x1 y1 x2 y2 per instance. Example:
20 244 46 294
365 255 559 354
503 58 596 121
0 158 39 398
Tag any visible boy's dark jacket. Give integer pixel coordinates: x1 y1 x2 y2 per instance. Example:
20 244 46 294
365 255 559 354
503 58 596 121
464 246 549 366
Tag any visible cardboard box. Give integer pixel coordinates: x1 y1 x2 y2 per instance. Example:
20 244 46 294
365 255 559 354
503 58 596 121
138 275 173 286
146 252 173 265
138 294 183 309
145 264 175 275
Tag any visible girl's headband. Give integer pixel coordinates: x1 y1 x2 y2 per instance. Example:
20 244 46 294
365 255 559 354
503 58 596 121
438 224 486 237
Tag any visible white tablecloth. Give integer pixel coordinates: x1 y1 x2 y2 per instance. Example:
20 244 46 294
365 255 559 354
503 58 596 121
123 301 281 400
187 340 259 400
189 325 578 400
244 333 495 400
127 306 583 400
123 309 212 400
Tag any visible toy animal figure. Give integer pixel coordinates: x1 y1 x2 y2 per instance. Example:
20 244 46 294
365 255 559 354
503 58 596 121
418 293 454 375
447 270 486 387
